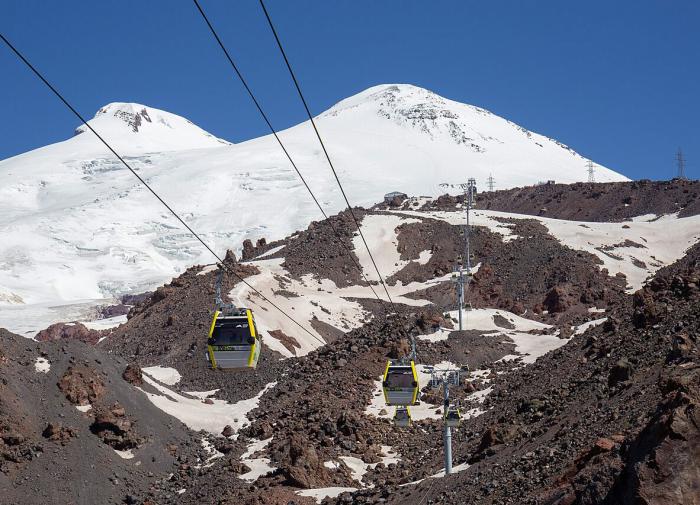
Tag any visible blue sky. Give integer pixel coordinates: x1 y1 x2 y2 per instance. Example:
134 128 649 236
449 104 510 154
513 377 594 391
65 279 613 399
2 0 698 180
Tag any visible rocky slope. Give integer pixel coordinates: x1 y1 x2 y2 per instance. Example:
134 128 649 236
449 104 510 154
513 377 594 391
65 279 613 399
421 179 700 221
356 237 700 505
0 329 203 505
1 182 699 504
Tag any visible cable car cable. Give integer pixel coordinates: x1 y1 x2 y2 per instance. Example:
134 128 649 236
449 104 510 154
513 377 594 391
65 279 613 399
257 0 396 306
417 477 437 505
0 32 324 346
191 0 386 308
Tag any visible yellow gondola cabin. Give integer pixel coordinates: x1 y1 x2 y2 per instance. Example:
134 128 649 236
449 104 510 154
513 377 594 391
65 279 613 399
207 308 261 369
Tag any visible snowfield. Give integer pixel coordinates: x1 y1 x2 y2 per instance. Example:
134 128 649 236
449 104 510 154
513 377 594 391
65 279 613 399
0 83 627 335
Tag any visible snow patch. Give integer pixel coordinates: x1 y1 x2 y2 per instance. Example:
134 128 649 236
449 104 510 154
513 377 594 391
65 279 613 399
196 264 218 276
239 437 276 482
337 446 400 486
352 214 421 282
416 249 432 265
83 314 128 331
419 308 550 343
467 386 493 403
573 317 608 336
296 487 358 503
142 366 182 385
229 258 434 357
138 375 275 435
197 437 224 469
340 455 370 484
34 357 50 373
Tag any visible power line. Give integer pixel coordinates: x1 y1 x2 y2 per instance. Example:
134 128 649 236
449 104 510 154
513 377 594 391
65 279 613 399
258 0 396 306
191 0 385 307
0 32 324 346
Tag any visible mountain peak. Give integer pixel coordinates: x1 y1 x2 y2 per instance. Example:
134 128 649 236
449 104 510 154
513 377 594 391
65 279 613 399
74 102 230 152
92 102 158 133
324 83 442 113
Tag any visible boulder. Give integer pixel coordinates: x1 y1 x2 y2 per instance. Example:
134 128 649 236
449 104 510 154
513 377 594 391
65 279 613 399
36 322 103 345
58 366 106 406
608 359 633 387
121 364 143 386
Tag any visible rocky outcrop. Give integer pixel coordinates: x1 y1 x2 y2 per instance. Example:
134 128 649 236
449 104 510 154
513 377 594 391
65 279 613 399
57 366 106 406
35 322 104 345
276 433 332 488
121 364 143 386
543 286 568 313
42 423 77 445
90 403 141 451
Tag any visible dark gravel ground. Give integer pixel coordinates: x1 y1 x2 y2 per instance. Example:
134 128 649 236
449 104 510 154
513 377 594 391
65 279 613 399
0 329 201 505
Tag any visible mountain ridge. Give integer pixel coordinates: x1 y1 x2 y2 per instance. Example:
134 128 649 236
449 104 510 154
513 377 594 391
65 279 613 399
0 83 629 334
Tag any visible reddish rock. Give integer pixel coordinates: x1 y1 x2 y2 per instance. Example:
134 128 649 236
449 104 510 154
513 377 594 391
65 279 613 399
42 423 77 445
241 239 256 261
90 403 140 451
387 338 412 360
36 322 104 345
608 359 633 387
57 366 106 406
632 288 664 328
594 438 615 452
543 287 568 313
223 249 238 264
121 364 143 386
277 433 332 489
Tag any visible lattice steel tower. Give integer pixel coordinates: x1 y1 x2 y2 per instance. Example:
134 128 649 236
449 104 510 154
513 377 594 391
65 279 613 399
586 160 595 183
677 148 687 180
486 173 495 192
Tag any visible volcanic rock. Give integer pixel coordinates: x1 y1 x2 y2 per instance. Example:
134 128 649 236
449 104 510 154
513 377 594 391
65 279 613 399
57 366 106 406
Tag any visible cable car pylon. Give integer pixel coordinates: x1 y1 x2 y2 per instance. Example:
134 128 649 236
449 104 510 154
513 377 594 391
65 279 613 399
429 366 463 474
453 178 477 330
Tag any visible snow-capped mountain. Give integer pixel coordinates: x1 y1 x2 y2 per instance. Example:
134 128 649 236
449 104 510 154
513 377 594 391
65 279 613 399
74 102 230 152
0 84 628 334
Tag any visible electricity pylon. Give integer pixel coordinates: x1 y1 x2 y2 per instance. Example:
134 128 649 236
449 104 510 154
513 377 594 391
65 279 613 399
586 160 595 183
486 174 495 192
676 148 687 180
